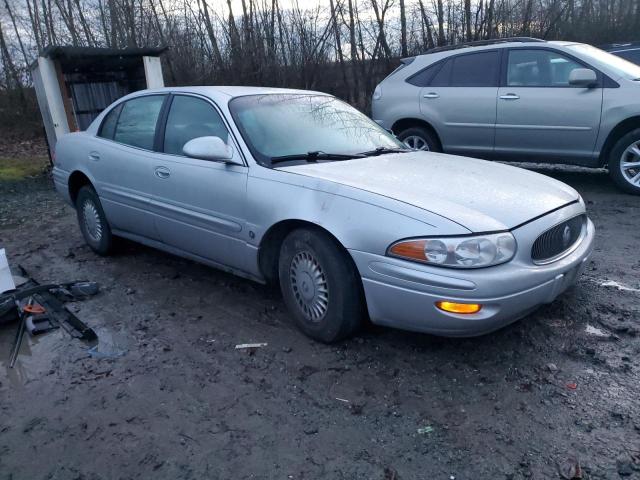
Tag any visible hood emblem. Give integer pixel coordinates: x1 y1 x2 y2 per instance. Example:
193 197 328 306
562 225 572 248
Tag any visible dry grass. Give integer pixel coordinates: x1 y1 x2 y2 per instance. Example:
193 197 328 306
0 156 49 181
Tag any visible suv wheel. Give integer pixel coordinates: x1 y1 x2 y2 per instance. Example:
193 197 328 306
398 126 441 152
278 228 364 343
608 129 640 195
76 186 113 255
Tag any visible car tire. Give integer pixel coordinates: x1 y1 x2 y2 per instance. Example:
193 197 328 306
278 228 364 343
398 126 441 152
608 128 640 195
76 185 113 255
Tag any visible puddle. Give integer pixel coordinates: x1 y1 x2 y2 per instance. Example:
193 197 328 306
85 327 128 359
0 323 67 387
0 324 128 386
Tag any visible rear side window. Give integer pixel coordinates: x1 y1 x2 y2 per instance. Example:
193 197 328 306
406 62 443 87
450 51 500 87
163 96 229 155
98 104 122 140
113 95 165 150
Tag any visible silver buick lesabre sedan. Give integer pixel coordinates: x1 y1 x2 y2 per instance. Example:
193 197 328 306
52 87 595 342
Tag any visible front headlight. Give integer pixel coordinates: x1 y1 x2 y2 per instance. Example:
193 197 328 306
388 232 517 268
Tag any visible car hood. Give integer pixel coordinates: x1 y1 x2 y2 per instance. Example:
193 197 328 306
278 152 579 232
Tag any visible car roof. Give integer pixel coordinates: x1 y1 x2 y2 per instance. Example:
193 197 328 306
411 39 583 62
138 85 329 98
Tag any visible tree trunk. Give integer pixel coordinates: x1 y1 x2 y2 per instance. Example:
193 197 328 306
436 0 445 46
399 0 408 57
0 18 26 108
464 0 472 41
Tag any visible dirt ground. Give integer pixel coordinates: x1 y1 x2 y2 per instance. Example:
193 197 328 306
0 162 639 480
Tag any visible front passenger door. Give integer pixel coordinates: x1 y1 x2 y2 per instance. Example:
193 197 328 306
151 94 250 271
495 48 603 162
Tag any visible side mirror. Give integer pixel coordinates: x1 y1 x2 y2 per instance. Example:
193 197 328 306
182 136 242 165
568 68 598 88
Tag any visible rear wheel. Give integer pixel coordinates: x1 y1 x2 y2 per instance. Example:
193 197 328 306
398 126 441 152
76 186 113 255
278 228 364 343
608 128 640 195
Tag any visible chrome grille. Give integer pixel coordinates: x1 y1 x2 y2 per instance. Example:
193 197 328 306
531 214 586 263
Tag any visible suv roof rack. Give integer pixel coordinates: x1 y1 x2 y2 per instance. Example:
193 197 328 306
424 37 545 55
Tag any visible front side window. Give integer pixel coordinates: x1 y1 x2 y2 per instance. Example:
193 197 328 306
163 96 229 155
229 94 404 165
507 49 584 87
113 95 165 149
450 51 500 87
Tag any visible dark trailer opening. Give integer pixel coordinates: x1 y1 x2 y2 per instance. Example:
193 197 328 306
31 46 166 155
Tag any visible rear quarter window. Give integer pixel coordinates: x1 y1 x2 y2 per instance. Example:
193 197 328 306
98 104 122 140
406 61 443 87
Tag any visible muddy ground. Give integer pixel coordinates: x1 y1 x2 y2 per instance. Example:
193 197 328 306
0 163 639 480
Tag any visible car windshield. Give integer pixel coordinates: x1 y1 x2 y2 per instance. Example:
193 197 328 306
567 44 640 80
229 94 405 166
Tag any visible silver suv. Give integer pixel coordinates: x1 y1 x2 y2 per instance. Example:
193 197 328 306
372 37 640 194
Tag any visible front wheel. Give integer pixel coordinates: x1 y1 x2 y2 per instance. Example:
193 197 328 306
76 186 113 255
397 126 441 152
608 129 640 195
278 228 364 343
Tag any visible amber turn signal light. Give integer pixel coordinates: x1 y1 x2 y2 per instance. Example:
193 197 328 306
436 301 482 314
388 240 427 261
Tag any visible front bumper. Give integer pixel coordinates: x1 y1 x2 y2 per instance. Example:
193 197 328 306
350 204 595 337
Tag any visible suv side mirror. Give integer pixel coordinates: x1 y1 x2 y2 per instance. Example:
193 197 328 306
568 68 598 88
183 136 242 165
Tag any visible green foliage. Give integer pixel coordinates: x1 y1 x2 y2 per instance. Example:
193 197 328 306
0 157 49 181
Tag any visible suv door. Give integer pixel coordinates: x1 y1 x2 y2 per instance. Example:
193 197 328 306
151 94 250 271
93 94 166 239
419 50 500 156
495 48 603 162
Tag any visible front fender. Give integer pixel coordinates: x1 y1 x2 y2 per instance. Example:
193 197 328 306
246 168 469 256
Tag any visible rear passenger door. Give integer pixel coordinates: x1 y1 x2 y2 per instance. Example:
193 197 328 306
150 94 250 271
418 50 500 156
93 94 166 240
495 48 603 162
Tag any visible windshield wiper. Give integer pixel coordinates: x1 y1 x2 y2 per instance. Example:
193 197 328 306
358 147 411 157
270 151 364 165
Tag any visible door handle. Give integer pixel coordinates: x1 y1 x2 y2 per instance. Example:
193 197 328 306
88 152 100 161
154 166 171 179
423 92 440 99
499 93 520 100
